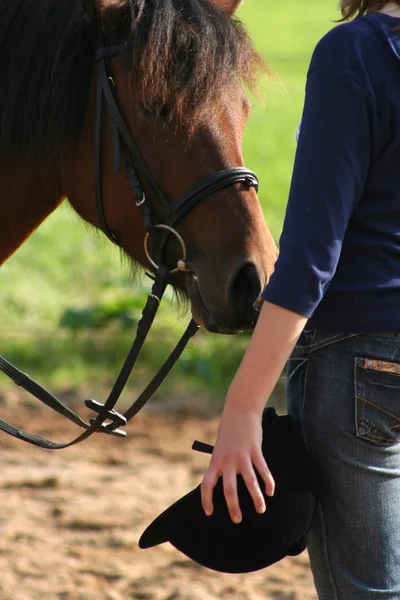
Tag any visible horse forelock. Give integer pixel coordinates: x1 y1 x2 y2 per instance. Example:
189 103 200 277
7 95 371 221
110 0 267 126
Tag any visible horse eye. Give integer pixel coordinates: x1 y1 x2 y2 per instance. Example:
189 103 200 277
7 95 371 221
140 103 171 122
159 104 171 120
140 104 156 120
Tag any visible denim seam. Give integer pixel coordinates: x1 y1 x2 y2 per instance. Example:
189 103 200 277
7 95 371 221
302 414 341 599
303 330 341 600
354 358 360 459
302 357 310 411
309 333 361 354
356 395 400 425
300 330 315 411
316 503 341 600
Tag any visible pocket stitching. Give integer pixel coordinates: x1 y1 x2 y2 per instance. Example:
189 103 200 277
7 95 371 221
356 395 400 426
355 357 400 445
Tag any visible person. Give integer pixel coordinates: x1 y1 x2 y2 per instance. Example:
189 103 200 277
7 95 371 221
200 1 400 598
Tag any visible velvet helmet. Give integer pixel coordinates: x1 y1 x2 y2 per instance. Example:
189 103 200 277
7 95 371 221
139 407 316 574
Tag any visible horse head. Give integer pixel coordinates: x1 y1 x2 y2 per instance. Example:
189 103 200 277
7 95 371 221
64 0 278 333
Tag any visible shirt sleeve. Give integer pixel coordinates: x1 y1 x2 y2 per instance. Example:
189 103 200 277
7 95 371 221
261 66 376 317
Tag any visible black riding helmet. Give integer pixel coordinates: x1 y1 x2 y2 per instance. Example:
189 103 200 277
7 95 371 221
139 407 316 574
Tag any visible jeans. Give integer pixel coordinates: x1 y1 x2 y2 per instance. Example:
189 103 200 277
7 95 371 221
286 329 400 600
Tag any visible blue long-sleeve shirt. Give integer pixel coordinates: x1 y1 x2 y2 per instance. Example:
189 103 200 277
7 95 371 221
261 13 400 332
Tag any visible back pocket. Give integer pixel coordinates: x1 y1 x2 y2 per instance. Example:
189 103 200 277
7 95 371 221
355 358 400 445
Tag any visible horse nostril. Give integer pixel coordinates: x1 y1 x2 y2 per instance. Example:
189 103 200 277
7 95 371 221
228 262 263 321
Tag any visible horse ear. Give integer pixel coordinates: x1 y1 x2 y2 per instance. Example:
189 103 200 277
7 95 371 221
212 0 243 15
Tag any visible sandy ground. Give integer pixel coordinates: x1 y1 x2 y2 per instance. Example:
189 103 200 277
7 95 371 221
0 392 317 600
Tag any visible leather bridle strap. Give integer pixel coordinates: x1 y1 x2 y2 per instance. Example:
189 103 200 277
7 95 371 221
104 317 199 430
149 167 258 269
96 46 172 222
165 168 258 228
95 44 259 249
95 60 119 244
0 357 90 431
0 267 197 449
0 38 259 449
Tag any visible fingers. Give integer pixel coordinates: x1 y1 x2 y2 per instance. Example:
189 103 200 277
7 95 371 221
241 458 267 516
253 453 276 498
201 454 275 525
201 468 219 517
222 466 242 524
202 464 244 524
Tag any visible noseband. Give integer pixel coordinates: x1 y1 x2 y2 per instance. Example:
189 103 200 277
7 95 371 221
0 38 259 450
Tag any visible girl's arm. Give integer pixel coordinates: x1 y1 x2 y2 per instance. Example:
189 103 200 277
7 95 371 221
200 300 307 524
201 25 375 524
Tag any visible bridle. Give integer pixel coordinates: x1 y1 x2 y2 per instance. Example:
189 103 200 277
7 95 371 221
0 37 259 450
95 42 259 266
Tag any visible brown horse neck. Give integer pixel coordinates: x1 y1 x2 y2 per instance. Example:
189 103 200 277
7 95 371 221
0 162 64 266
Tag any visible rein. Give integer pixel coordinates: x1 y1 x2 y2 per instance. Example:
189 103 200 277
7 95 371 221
0 38 259 449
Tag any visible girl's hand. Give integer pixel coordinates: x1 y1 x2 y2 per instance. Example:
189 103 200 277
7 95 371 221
199 301 306 524
200 407 275 524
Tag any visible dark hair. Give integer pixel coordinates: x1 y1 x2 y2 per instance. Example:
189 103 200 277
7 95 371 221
102 0 266 126
0 0 266 163
339 0 398 20
0 1 95 162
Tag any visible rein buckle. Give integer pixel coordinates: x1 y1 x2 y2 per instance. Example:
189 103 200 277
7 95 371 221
85 398 128 437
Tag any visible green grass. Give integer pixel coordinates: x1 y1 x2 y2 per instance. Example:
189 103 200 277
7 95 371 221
0 0 340 404
239 0 338 236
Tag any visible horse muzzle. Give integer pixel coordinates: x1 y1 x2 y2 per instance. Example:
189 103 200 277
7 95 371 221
185 261 263 334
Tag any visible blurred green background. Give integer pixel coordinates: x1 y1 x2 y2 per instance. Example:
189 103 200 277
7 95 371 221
0 0 338 409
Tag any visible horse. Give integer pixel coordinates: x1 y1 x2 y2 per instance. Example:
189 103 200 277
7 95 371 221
0 0 278 337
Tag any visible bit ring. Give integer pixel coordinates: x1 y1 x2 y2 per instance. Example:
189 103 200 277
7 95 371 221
144 224 190 275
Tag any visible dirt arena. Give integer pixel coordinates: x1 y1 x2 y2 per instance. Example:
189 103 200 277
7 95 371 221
0 392 317 600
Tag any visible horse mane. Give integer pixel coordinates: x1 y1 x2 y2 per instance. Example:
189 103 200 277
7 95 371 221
0 0 265 162
0 1 95 162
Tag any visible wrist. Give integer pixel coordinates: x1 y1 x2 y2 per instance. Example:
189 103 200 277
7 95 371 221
224 386 266 417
